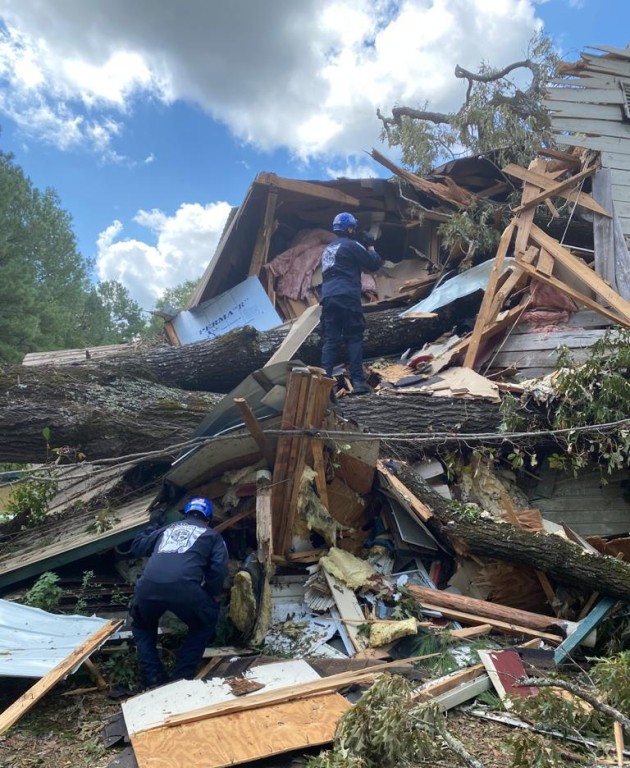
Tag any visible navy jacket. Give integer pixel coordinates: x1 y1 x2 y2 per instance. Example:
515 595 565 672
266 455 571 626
131 518 229 596
321 236 381 306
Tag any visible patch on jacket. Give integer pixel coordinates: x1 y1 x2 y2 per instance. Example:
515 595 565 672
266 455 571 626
157 522 205 554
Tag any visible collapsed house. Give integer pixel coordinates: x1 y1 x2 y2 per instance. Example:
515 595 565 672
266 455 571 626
4 42 630 768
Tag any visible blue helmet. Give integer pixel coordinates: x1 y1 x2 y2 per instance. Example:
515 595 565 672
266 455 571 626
332 212 358 233
183 497 213 519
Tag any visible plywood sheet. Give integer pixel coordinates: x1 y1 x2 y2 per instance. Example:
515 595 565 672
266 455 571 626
130 693 350 768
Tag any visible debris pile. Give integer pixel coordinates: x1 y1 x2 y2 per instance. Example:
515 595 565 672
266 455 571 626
4 129 630 766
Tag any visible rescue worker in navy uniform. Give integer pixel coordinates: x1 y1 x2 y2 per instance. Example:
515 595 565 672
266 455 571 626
129 497 228 688
321 212 382 394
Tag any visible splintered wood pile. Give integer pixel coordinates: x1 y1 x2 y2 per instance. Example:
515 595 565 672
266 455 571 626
461 149 630 373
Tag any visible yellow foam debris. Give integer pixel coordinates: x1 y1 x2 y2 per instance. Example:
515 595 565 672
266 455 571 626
320 547 376 590
369 618 418 647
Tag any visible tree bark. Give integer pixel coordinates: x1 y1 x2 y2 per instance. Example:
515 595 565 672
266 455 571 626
394 464 630 602
28 308 457 394
0 366 222 463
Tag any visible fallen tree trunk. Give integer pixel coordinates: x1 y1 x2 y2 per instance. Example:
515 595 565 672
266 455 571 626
0 367 222 463
26 308 457 394
395 464 630 602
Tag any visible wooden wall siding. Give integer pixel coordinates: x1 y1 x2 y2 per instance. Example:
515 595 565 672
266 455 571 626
525 468 630 536
487 327 608 380
547 46 630 241
0 493 154 589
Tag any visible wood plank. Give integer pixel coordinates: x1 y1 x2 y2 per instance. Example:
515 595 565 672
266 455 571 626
265 303 322 367
233 397 276 468
513 159 549 257
579 54 630 79
603 152 630 171
322 568 367 653
255 172 360 206
560 134 630 156
464 220 516 368
490 328 606 353
248 189 278 277
529 223 630 320
255 470 273 567
552 116 630 141
488 245 537 320
132 694 350 768
376 460 433 522
417 603 563 643
589 45 630 61
545 86 624 104
546 100 623 121
503 163 612 217
0 620 122 735
513 258 630 327
514 167 600 214
553 597 617 664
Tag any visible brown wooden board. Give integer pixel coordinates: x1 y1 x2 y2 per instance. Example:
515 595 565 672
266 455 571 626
130 693 350 768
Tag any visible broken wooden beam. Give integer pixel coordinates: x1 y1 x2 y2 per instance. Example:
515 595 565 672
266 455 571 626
0 619 122 735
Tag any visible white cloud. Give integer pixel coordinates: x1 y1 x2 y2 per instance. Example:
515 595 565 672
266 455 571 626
0 0 544 160
96 202 232 309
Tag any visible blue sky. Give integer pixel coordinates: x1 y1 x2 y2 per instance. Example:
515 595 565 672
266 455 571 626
0 0 627 310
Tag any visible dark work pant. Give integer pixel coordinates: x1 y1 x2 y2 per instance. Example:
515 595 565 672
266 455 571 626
321 297 367 383
130 580 219 687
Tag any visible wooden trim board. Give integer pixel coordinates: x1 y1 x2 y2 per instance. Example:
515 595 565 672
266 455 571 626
0 619 122 735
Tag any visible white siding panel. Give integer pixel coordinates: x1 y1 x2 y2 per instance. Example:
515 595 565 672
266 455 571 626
556 134 630 155
546 101 622 120
611 184 630 203
552 116 630 140
581 55 630 79
610 168 630 186
546 86 624 104
602 151 630 169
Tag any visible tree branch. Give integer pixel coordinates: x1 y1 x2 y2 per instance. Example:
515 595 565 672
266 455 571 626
520 677 630 737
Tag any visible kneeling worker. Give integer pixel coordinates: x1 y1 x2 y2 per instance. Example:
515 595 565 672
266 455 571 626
321 212 382 394
130 497 228 688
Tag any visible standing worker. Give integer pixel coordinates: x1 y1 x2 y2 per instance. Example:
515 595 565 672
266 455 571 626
129 497 228 689
320 212 382 394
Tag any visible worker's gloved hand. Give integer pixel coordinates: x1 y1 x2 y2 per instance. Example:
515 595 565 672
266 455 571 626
357 230 376 248
148 507 166 527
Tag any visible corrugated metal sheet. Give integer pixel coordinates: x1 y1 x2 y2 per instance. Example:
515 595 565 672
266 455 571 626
0 599 111 678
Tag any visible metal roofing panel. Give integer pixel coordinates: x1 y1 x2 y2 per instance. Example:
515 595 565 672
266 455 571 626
0 599 110 678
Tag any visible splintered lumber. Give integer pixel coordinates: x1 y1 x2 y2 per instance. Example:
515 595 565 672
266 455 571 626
513 158 550 257
255 172 360 206
513 257 630 327
377 460 433 522
503 163 611 217
514 166 599 214
488 246 538 319
463 220 516 368
249 189 278 277
322 569 368 654
529 223 630 321
131 694 350 768
407 584 569 634
255 470 273 567
233 397 276 468
265 303 322 367
392 463 630 601
0 619 122 735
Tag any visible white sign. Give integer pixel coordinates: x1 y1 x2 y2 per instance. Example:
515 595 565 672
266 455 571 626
172 276 282 345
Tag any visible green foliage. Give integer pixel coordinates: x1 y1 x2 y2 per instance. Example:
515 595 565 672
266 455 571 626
306 675 445 768
507 731 566 768
81 280 147 345
101 646 140 689
447 499 483 522
510 687 608 738
543 329 630 476
438 199 502 261
380 33 558 175
589 652 630 714
23 571 62 612
6 473 58 527
0 147 151 361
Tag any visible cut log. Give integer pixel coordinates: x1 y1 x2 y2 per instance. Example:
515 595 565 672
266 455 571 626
0 366 223 463
394 464 630 601
17 306 470 395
